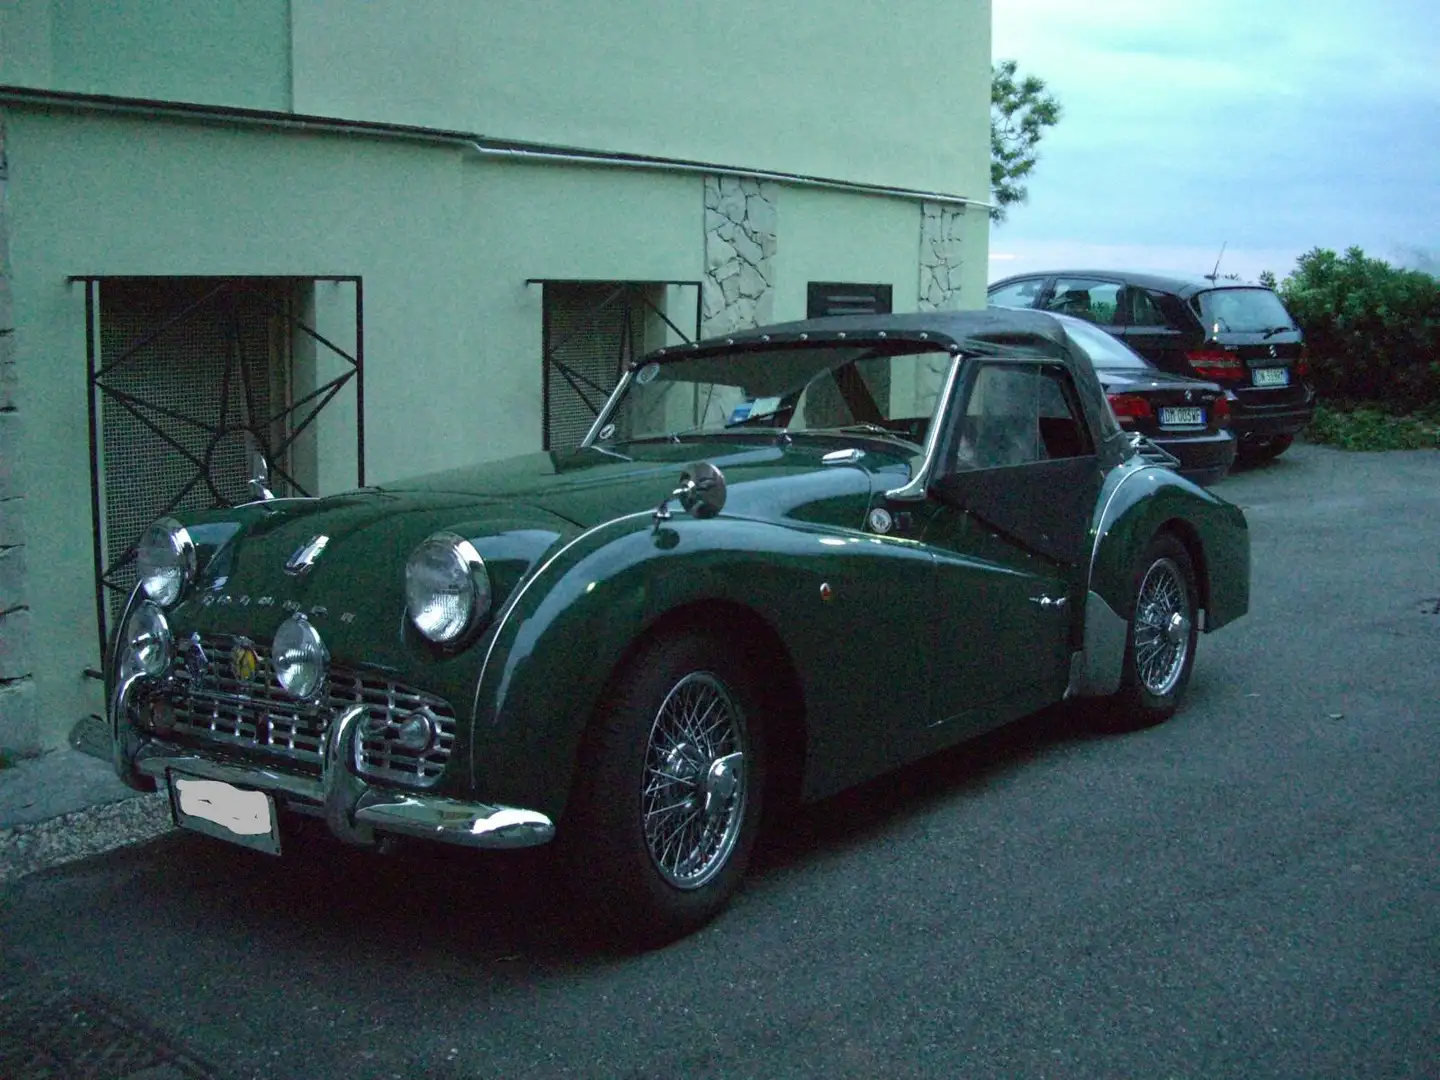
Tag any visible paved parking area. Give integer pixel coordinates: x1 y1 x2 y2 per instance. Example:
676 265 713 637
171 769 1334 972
2 442 1437 1079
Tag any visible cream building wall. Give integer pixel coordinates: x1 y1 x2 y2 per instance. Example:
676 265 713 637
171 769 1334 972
0 0 993 752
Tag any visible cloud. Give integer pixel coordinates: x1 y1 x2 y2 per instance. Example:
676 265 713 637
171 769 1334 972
991 0 1440 273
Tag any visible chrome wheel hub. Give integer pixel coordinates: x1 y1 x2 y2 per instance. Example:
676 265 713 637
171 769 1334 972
1134 557 1191 697
642 672 748 890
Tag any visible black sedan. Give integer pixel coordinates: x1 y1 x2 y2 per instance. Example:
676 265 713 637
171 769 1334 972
1053 314 1237 486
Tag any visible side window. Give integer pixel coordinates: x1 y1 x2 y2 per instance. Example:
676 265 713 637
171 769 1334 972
1126 287 1170 327
952 364 1094 470
987 278 1046 309
1044 278 1122 325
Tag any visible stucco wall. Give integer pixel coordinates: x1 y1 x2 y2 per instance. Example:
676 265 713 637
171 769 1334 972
0 0 991 202
2 106 961 751
0 107 36 751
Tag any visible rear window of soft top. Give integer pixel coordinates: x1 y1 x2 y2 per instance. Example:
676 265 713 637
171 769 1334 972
1191 288 1297 334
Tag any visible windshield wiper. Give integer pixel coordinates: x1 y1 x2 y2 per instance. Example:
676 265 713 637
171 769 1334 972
1260 325 1295 339
798 424 923 451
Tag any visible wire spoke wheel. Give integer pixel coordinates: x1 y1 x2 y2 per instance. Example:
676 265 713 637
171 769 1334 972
641 672 748 890
1132 556 1191 697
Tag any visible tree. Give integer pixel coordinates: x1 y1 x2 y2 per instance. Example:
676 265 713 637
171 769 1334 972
1271 247 1440 407
990 60 1063 224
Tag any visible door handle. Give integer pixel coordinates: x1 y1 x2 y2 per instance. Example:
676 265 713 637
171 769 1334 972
1029 595 1067 610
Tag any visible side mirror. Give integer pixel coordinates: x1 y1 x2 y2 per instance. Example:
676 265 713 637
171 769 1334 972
248 447 276 501
654 462 727 527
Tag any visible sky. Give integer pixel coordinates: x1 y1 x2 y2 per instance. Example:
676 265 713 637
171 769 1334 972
988 0 1440 285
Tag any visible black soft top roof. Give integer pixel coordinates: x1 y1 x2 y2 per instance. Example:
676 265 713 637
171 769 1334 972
641 307 1075 366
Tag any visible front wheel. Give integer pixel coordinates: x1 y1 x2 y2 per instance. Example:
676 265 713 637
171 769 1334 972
1100 533 1199 731
559 631 764 946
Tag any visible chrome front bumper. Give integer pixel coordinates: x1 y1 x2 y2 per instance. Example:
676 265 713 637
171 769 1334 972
112 674 554 851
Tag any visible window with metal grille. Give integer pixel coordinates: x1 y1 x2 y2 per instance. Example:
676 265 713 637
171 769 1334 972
96 279 289 621
79 275 364 659
539 281 702 452
806 282 894 318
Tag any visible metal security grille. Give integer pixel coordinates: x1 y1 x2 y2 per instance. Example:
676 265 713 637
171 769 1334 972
76 275 365 661
537 280 702 451
97 280 277 611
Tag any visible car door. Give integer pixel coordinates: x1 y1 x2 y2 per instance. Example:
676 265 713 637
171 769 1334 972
1114 285 1196 375
918 360 1103 731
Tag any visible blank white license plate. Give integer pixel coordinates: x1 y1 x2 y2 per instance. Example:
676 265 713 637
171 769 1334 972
1159 406 1205 426
169 774 281 855
1252 367 1290 387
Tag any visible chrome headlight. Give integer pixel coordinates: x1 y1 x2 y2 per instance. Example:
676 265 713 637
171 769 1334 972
273 613 328 699
135 517 197 607
405 532 491 644
121 601 172 678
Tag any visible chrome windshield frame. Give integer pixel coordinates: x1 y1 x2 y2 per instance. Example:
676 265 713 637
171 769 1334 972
883 351 965 502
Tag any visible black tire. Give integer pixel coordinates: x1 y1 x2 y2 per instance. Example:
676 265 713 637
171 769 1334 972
559 631 765 946
1099 533 1199 732
1237 433 1294 466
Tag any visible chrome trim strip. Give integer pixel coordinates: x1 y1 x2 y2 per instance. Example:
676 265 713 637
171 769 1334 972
136 753 324 803
354 797 555 849
579 369 634 448
131 732 557 851
472 510 653 720
1086 461 1164 591
884 354 965 501
323 704 374 844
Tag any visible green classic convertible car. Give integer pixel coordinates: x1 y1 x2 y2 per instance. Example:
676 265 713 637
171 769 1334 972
110 307 1249 943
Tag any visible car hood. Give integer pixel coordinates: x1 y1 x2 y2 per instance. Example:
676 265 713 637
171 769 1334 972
163 437 901 669
380 439 911 529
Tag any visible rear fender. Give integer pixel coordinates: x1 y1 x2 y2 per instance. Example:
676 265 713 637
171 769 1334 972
1072 462 1249 696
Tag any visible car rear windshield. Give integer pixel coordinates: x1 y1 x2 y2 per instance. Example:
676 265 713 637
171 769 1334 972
1192 288 1297 334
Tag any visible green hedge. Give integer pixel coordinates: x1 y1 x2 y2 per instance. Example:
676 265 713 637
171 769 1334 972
1263 247 1440 409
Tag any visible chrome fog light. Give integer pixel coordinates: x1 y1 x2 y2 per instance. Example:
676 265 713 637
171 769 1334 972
272 613 328 699
405 533 491 644
394 708 438 753
135 518 197 607
121 601 173 677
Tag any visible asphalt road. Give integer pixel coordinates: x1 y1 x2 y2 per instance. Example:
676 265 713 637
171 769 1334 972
3 442 1437 1080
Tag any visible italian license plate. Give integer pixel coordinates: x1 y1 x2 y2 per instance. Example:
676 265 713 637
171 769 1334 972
1159 406 1205 426
1252 367 1290 387
168 773 281 855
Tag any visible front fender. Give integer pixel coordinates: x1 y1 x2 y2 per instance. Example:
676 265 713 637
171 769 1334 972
468 510 935 822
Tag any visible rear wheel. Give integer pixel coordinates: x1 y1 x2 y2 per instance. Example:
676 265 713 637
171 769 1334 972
1237 432 1294 465
560 631 764 946
1099 533 1199 731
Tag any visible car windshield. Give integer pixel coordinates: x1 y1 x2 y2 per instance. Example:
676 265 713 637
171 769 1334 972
1194 288 1297 334
594 344 957 448
1056 318 1150 369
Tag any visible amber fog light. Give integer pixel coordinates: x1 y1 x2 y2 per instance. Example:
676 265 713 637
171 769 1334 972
272 613 328 699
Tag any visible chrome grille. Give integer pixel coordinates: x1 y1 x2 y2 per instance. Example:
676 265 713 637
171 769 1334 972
161 633 457 786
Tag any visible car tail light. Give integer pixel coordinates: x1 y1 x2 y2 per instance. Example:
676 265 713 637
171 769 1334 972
1296 345 1311 379
1212 394 1231 427
1186 349 1244 381
1107 393 1153 423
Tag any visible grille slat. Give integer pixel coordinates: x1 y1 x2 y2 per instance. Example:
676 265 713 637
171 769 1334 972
161 633 457 787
